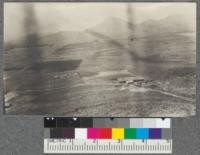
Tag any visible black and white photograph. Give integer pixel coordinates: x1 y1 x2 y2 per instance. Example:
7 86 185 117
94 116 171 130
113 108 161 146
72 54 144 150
4 3 196 116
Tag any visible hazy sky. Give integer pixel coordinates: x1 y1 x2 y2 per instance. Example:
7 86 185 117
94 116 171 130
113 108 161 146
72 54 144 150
4 2 196 42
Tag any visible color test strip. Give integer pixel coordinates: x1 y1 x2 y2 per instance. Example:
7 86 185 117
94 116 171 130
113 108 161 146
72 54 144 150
44 118 172 154
47 128 169 139
44 117 171 128
44 118 170 128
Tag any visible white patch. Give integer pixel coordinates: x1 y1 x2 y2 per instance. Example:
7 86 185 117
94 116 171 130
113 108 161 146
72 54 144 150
75 128 87 139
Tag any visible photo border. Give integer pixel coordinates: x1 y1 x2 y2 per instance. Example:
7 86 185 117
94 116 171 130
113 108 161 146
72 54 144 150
0 0 199 154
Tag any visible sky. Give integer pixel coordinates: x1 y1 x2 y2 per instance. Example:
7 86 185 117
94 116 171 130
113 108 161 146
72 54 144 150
4 2 196 42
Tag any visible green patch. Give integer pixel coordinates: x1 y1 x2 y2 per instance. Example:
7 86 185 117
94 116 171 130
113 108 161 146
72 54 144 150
124 128 136 139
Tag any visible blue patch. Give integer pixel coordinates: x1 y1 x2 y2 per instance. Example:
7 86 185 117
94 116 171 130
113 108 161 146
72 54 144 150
136 128 149 139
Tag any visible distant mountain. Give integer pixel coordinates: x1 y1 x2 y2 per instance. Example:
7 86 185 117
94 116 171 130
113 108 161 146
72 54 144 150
138 14 195 37
85 15 195 39
85 17 135 39
40 31 98 44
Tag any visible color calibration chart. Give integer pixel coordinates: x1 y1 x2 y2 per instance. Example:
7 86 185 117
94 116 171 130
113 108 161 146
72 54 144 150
44 117 172 154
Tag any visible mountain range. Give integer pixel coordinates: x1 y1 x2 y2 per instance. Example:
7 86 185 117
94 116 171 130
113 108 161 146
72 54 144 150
5 15 196 49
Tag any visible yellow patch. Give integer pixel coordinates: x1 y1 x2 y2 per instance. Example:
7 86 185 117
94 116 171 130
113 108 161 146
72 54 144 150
112 128 124 139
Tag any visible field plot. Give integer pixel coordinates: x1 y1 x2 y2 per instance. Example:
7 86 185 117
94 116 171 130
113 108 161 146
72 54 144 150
4 3 196 116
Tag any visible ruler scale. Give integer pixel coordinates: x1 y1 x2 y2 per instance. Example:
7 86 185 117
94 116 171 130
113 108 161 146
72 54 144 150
44 117 172 154
44 139 172 154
